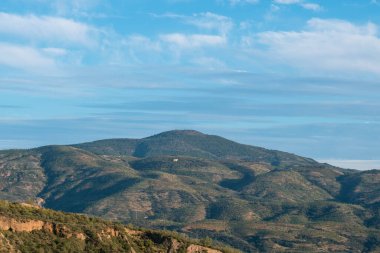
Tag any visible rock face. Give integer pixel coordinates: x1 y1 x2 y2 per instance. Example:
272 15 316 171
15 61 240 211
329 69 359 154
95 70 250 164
0 215 95 241
0 216 46 232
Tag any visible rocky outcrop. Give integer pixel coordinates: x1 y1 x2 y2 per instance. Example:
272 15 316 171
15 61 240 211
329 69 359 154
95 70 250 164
97 227 120 240
0 216 85 240
187 244 223 253
0 216 46 232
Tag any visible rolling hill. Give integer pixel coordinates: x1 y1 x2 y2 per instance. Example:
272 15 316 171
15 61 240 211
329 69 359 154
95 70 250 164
0 130 379 252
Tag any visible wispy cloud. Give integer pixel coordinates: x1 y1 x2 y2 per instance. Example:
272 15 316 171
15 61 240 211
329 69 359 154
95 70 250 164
273 0 322 11
160 33 226 48
45 0 102 16
252 18 380 76
153 12 233 35
42 47 68 57
0 12 96 46
142 12 231 64
300 3 322 11
0 43 57 73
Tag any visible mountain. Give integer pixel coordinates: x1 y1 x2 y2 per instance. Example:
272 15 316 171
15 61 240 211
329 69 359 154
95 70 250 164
75 130 316 166
0 130 379 252
0 200 230 253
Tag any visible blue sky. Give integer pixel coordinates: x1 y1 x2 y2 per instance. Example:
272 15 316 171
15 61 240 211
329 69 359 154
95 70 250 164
0 0 380 168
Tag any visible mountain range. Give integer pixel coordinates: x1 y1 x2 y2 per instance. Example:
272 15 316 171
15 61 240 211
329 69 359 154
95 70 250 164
0 130 379 252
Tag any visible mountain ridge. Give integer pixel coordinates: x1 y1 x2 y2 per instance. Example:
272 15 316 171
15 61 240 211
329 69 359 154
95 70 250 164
0 130 379 252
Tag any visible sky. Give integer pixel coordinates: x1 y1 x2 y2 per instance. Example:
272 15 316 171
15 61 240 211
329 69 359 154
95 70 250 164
0 0 379 169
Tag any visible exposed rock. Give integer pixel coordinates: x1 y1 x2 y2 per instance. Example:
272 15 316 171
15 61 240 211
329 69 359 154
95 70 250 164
0 216 45 232
98 227 120 240
187 244 222 253
19 203 39 209
0 216 87 241
125 227 143 236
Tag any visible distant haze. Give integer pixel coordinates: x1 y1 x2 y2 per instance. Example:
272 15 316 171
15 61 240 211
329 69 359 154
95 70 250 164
319 160 380 171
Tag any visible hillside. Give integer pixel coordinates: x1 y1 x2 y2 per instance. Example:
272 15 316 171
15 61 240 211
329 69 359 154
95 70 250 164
0 200 230 253
0 130 379 252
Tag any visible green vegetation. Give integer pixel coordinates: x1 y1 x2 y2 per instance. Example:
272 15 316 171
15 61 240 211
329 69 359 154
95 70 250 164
0 201 233 253
0 130 379 252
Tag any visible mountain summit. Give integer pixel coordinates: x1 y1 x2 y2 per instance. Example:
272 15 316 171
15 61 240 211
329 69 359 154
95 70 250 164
0 130 379 252
76 130 316 165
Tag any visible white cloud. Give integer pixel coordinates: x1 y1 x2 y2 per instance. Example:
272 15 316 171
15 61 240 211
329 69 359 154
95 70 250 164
307 18 377 35
273 0 322 11
301 3 322 11
0 43 57 73
42 47 68 56
0 12 95 46
253 18 380 76
160 33 226 48
151 12 232 65
154 12 233 35
185 12 233 35
103 32 226 65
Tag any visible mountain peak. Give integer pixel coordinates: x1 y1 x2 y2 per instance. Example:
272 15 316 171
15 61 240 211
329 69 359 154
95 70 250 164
146 129 205 138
